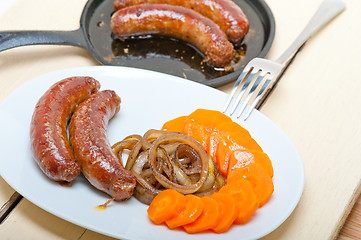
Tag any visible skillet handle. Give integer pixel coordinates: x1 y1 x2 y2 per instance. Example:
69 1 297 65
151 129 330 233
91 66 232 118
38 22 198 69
0 29 87 52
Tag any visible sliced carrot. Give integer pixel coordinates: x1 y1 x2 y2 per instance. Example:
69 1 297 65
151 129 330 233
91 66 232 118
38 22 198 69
183 196 220 234
214 121 251 136
210 192 238 233
228 150 274 178
208 121 251 162
224 132 263 152
216 134 263 176
227 165 274 207
161 115 187 132
219 179 259 224
147 189 186 225
165 194 204 229
183 109 232 150
216 139 234 176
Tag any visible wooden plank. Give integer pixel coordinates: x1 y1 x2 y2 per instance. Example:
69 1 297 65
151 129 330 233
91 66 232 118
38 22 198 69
255 0 361 238
0 177 18 219
0 0 360 239
338 194 361 239
0 192 22 224
0 178 15 203
223 0 361 239
0 198 86 240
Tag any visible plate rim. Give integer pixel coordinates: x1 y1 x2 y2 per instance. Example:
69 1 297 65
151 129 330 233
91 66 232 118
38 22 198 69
0 66 304 240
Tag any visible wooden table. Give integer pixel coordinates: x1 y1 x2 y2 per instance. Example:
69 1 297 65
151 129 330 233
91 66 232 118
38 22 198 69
0 0 360 239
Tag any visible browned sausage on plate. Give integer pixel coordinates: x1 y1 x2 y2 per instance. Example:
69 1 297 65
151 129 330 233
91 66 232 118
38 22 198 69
113 0 249 44
111 4 235 68
30 76 100 182
69 90 136 200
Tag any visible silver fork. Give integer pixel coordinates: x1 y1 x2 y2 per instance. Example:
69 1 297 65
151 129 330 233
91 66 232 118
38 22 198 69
223 0 345 120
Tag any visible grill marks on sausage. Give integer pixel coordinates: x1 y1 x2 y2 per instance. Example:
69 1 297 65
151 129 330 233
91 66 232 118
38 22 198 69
110 4 235 67
30 77 100 182
69 90 136 201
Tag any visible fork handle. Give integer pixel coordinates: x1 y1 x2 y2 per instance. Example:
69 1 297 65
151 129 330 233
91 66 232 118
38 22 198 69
276 0 345 64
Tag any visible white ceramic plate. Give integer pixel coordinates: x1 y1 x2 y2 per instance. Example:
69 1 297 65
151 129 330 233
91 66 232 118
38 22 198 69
0 66 304 240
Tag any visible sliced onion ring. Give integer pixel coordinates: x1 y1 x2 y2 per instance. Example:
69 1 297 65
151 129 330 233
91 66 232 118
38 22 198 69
148 132 209 194
112 129 225 204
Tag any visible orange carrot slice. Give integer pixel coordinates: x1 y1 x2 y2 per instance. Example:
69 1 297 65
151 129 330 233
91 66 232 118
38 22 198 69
183 196 220 234
183 109 232 150
228 150 274 178
161 115 187 132
227 165 274 207
210 192 238 233
208 121 251 162
147 189 186 225
216 134 263 176
165 194 204 229
216 139 234 176
219 179 259 224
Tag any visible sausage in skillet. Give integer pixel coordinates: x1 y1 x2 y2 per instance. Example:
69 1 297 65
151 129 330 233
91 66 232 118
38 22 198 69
111 4 235 68
69 90 136 200
30 76 100 182
113 0 249 44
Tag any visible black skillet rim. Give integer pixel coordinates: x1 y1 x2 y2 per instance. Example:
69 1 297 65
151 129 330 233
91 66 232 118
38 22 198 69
80 0 276 88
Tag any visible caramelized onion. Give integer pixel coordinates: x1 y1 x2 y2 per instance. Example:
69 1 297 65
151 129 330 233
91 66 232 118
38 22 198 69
112 129 225 204
148 133 209 194
112 134 141 165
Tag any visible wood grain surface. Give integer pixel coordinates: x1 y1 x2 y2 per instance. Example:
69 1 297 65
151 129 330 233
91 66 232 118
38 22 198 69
0 0 360 239
339 195 361 239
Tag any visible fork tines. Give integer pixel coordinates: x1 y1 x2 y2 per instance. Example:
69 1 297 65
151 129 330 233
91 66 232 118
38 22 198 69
222 59 281 120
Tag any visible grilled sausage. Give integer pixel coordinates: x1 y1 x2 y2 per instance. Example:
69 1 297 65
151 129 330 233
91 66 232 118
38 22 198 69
69 90 136 201
30 76 100 182
113 0 249 44
111 4 235 67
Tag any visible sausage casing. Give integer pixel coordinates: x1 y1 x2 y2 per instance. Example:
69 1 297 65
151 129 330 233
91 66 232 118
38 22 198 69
69 90 136 201
113 0 249 44
111 4 235 67
30 76 100 182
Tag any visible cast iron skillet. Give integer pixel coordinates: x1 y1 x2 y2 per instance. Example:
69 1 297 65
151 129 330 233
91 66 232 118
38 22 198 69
0 0 275 87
